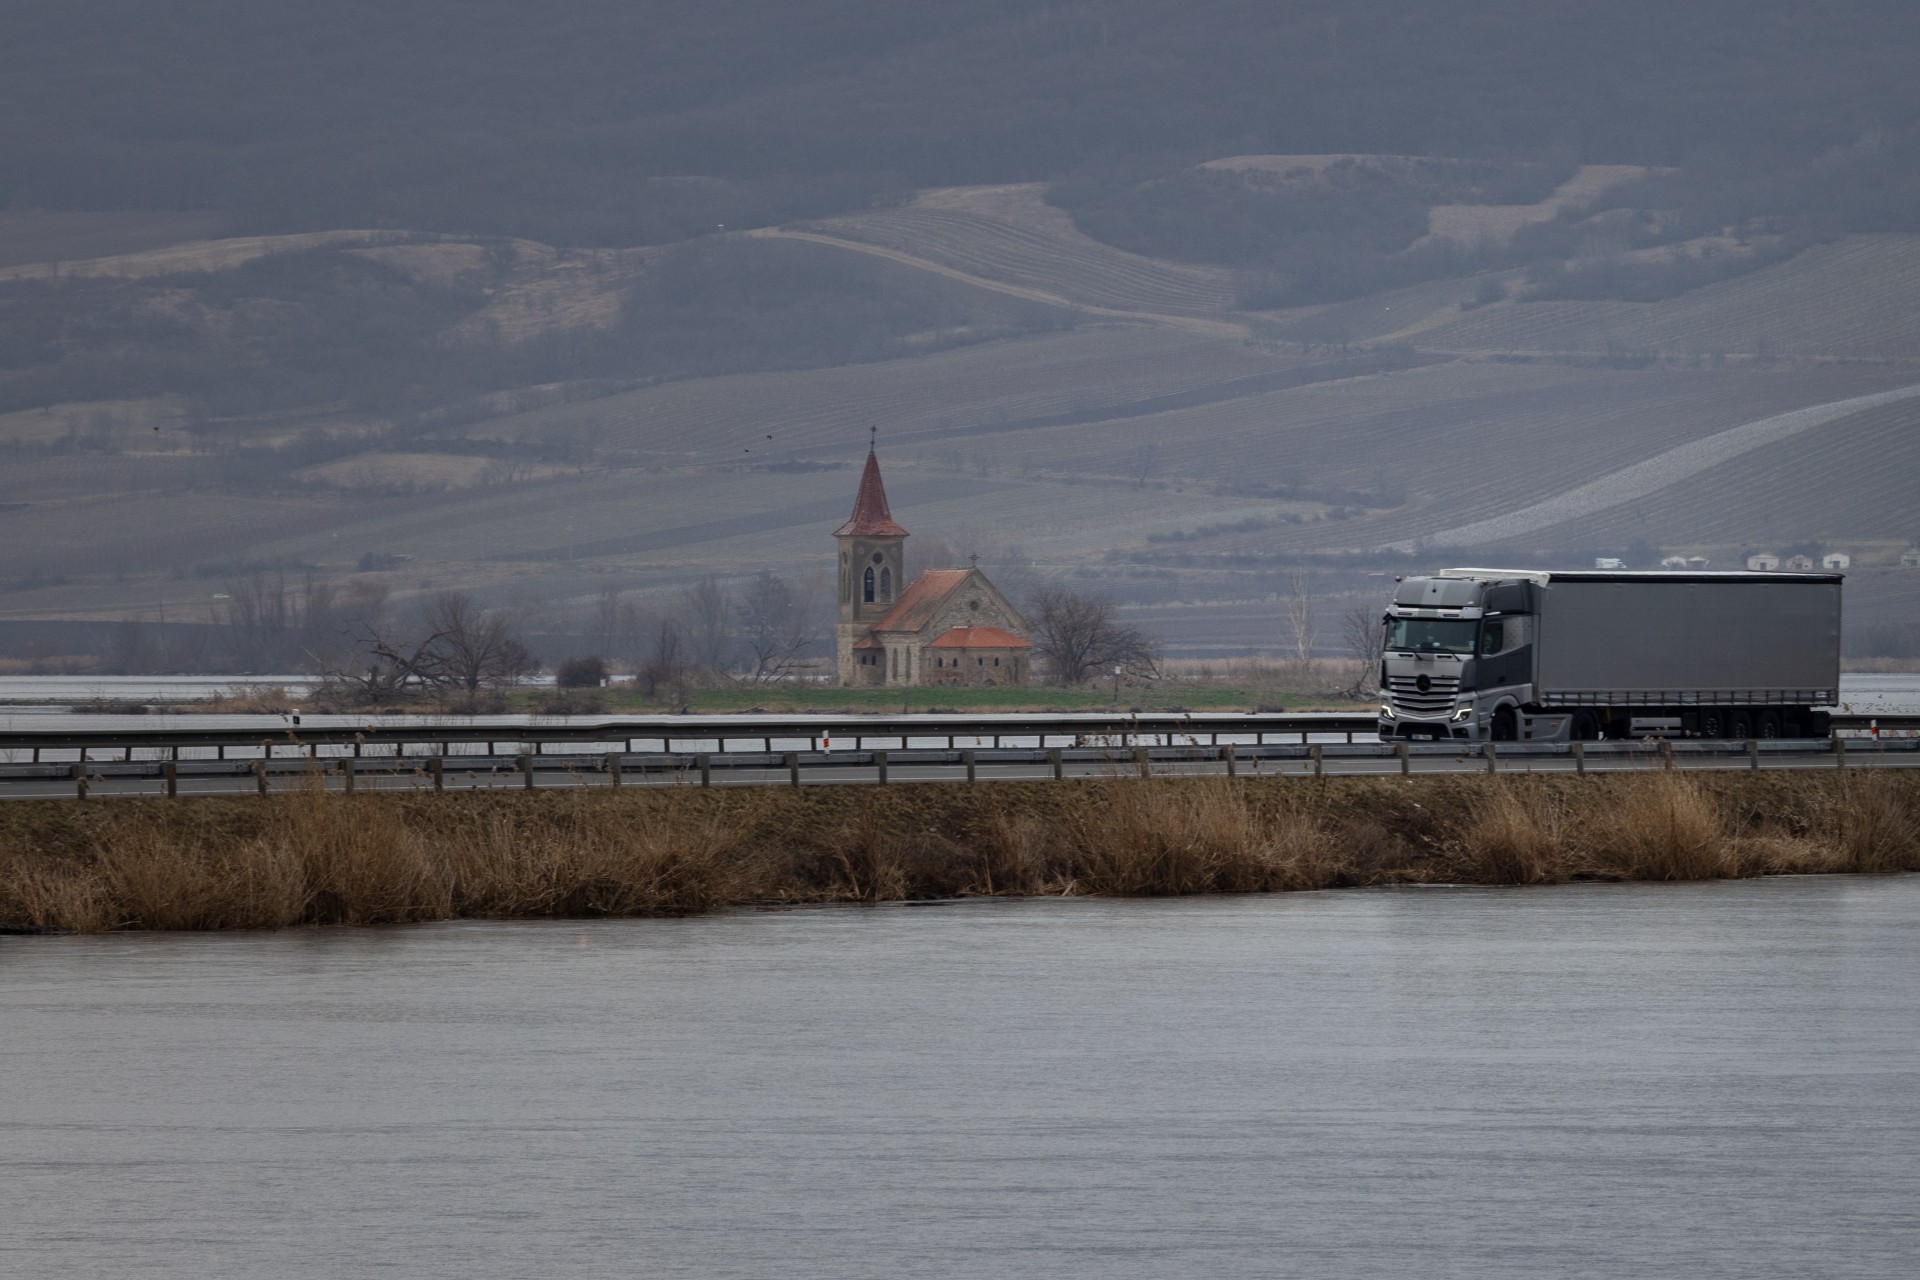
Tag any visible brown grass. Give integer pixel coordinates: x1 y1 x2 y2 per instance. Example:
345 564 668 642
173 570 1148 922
1 772 1916 932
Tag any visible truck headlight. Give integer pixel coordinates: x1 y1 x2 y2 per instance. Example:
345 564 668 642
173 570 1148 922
1451 706 1473 721
1380 704 1395 720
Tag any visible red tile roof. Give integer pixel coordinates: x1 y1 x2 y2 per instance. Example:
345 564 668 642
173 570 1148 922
927 626 1028 649
871 569 971 633
833 451 908 538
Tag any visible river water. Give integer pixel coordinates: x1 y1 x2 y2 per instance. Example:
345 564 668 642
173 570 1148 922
5 879 1919 1278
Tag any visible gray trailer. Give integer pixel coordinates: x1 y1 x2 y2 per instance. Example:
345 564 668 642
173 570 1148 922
1377 569 1841 743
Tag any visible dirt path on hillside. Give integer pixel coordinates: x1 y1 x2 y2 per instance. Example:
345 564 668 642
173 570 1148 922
746 228 1250 339
1388 381 1920 551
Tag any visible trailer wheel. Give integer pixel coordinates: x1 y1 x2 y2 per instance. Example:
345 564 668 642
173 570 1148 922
1570 711 1600 741
1491 706 1518 741
1757 710 1782 739
1727 710 1753 740
1698 707 1725 738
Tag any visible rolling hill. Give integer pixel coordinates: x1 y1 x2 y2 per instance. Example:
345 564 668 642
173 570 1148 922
4 156 1920 662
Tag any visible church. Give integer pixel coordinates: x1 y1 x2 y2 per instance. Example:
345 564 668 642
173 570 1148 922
834 447 1031 687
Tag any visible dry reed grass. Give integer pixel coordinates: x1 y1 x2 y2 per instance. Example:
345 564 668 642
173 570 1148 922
1461 784 1566 885
1582 772 1728 881
1063 779 1335 895
2 771 1916 932
193 683 298 714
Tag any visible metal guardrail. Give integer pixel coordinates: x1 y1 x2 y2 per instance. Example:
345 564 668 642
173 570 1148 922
4 721 1917 801
0 710 1913 763
0 710 1380 763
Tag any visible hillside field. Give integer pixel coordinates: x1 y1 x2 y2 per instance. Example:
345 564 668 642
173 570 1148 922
4 157 1920 663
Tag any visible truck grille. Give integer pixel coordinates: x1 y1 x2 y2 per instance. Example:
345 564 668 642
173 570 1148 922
1387 673 1460 716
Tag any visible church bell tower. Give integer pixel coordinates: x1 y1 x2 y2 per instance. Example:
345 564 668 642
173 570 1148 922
834 442 908 685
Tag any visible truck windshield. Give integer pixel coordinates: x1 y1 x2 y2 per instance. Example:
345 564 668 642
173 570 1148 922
1386 617 1479 654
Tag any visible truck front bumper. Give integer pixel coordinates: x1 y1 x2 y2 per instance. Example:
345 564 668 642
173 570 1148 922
1379 719 1474 741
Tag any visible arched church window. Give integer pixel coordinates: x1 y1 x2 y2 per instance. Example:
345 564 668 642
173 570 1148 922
863 567 875 603
879 567 892 601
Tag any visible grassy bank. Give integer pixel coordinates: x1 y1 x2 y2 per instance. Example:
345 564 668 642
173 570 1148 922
3 772 1917 932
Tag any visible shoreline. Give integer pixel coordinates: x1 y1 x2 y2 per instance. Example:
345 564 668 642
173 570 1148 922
2 772 1915 933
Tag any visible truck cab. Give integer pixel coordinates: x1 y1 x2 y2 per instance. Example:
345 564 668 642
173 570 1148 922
1377 572 1540 743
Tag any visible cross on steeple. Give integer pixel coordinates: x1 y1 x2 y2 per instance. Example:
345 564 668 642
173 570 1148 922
869 424 877 453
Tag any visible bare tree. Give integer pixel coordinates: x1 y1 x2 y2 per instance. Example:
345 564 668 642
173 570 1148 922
1027 584 1159 685
222 570 353 671
735 570 822 682
419 591 537 696
1129 442 1158 490
320 618 446 706
681 576 734 677
1342 602 1386 699
1281 567 1315 669
634 611 687 702
587 582 627 659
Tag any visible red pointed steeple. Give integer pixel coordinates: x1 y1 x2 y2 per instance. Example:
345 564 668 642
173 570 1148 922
834 448 908 538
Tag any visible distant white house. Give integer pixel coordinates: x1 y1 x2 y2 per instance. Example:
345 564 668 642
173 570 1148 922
1785 554 1815 571
1822 552 1851 570
1747 553 1781 571
1594 557 1625 570
1659 555 1689 569
1685 556 1710 570
1903 547 1920 569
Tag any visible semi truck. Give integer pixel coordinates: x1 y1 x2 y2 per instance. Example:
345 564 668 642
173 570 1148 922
1376 569 1841 743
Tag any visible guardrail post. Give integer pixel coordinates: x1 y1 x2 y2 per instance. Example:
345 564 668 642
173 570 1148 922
519 753 535 791
430 758 444 792
1748 739 1760 772
1572 742 1586 776
1311 744 1324 777
254 760 268 797
71 762 87 801
162 760 178 798
785 751 800 788
1134 745 1150 779
698 753 712 788
342 756 355 795
1835 737 1846 771
1049 747 1063 781
962 749 976 783
1224 743 1237 778
874 750 889 786
1483 743 1497 774
1662 741 1675 771
1397 741 1410 776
